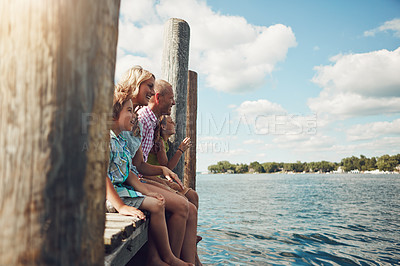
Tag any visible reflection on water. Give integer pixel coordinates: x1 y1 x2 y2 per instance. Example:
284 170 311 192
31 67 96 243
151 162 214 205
196 174 400 265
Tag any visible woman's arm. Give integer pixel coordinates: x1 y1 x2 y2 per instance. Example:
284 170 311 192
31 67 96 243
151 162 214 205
124 171 165 202
133 145 184 189
105 177 145 219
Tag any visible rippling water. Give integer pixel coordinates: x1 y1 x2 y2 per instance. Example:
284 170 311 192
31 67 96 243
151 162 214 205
196 173 400 265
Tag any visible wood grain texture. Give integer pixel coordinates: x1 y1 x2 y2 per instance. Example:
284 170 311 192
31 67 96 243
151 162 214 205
0 1 120 265
184 71 198 190
162 18 190 180
104 215 148 266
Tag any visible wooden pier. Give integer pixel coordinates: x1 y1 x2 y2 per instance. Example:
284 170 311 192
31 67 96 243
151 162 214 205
0 1 196 264
104 213 148 266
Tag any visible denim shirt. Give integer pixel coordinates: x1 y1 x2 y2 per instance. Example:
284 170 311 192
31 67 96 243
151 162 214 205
108 130 143 198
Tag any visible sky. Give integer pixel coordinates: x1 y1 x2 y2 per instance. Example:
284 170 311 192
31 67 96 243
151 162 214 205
116 0 400 172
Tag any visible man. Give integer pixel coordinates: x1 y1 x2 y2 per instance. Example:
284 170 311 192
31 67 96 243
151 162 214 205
138 79 175 162
138 80 202 264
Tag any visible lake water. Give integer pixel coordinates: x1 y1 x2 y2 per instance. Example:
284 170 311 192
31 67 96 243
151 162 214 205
196 173 400 265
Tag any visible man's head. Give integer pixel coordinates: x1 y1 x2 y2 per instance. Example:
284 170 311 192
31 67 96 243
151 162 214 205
149 80 175 117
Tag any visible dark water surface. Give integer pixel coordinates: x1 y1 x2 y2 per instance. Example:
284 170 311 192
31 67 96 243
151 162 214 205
196 173 400 265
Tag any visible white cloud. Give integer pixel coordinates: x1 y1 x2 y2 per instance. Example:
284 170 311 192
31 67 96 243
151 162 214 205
312 48 400 98
308 93 400 118
237 99 286 117
364 18 400 38
235 100 319 135
243 139 264 145
116 0 297 92
309 47 400 118
272 134 336 152
197 136 224 141
225 148 248 156
331 137 400 157
346 118 400 141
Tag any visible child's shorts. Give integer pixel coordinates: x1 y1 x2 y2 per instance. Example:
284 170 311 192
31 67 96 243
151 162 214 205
106 196 145 213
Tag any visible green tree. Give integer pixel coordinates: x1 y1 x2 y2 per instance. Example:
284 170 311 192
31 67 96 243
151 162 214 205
249 161 264 173
377 155 398 171
208 164 221 173
235 163 248 173
262 162 279 173
319 161 335 172
341 156 359 171
365 157 377 170
359 155 367 171
218 161 235 172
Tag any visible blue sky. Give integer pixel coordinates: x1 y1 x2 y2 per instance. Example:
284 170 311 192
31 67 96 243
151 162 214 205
116 0 400 171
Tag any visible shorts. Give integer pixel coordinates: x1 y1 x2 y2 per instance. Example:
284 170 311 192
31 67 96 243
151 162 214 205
105 196 145 213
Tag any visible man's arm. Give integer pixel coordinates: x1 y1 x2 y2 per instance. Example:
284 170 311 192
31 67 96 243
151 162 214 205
138 114 153 162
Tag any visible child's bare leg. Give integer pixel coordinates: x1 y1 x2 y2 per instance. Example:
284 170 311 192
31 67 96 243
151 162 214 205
144 183 189 257
140 197 189 266
180 202 198 263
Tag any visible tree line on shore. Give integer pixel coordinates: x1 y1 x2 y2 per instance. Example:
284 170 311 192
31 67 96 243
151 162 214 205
207 154 400 174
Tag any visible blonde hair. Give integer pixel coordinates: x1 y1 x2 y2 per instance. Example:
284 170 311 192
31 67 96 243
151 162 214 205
116 65 155 99
113 65 154 120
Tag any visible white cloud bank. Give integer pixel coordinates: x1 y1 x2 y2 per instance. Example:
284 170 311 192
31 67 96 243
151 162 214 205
364 18 400 38
116 0 297 92
346 118 400 141
308 47 400 118
237 99 287 117
272 134 335 152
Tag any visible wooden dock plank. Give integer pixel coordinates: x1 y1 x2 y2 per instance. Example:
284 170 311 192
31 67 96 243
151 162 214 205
105 221 135 239
105 218 148 266
104 213 149 266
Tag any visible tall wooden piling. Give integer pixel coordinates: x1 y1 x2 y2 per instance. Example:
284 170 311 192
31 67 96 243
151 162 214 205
0 1 120 265
184 71 198 190
162 18 190 180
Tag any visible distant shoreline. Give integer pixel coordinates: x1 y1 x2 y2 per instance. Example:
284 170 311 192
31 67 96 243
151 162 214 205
206 154 400 175
199 171 400 175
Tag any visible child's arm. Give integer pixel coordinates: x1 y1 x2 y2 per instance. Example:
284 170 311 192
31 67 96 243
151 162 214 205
105 177 145 219
155 140 169 166
162 137 191 170
133 145 184 190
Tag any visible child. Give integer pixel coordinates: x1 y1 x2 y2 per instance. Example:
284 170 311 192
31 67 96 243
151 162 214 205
145 116 199 209
106 78 192 265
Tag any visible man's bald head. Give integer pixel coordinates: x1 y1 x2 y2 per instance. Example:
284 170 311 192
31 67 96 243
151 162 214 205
149 79 175 117
154 79 173 96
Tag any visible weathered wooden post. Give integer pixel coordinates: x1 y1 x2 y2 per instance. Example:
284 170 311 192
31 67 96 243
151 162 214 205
0 1 120 265
184 71 198 190
162 18 190 180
